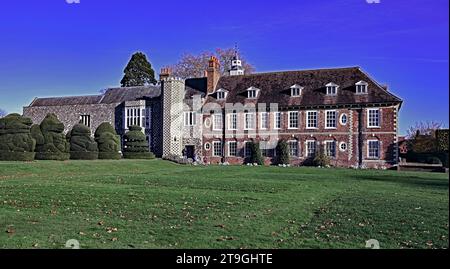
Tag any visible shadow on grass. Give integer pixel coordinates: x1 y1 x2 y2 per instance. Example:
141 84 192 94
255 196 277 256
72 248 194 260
348 174 449 190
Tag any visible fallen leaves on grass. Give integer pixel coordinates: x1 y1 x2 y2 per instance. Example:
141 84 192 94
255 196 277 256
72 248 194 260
106 227 118 233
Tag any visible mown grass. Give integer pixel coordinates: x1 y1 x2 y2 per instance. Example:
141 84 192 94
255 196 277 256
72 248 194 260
0 159 448 249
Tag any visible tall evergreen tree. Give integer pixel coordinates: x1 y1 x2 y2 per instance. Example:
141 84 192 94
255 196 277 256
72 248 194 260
120 52 157 87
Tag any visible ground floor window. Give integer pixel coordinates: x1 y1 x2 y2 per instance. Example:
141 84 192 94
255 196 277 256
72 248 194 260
244 142 252 157
306 140 317 158
368 140 380 159
228 141 237 157
288 141 299 157
213 141 222 157
325 141 336 158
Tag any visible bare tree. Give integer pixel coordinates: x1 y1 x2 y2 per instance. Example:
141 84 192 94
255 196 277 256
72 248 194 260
406 121 443 139
0 108 7 118
170 48 256 79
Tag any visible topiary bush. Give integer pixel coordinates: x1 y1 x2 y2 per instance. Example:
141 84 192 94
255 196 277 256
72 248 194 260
95 122 121 160
123 125 154 159
0 113 36 161
313 147 330 167
68 124 98 160
276 140 290 165
31 114 70 160
249 141 264 165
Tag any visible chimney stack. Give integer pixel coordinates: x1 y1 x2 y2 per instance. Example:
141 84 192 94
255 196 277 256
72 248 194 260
207 56 220 94
160 67 172 81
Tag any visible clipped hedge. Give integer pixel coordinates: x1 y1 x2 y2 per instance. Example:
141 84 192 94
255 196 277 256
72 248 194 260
0 113 36 161
276 140 290 165
31 114 70 161
123 125 154 159
249 141 264 165
95 122 121 160
68 124 98 160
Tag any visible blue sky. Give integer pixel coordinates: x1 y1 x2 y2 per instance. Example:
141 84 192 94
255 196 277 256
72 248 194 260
0 0 448 134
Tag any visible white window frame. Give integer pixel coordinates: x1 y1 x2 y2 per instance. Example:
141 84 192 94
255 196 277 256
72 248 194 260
213 114 223 131
228 113 237 130
306 111 318 129
288 111 299 129
183 111 196 127
290 85 303 97
324 140 336 158
80 114 91 128
260 112 269 130
339 142 347 152
306 140 317 158
325 110 337 129
326 82 339 96
246 87 260 99
217 91 226 100
212 141 222 157
274 112 282 130
340 113 348 126
288 140 299 157
367 108 380 128
367 139 380 159
355 81 368 94
228 141 237 157
244 113 256 130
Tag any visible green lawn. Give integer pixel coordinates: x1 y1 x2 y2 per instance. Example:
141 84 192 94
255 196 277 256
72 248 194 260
0 160 448 249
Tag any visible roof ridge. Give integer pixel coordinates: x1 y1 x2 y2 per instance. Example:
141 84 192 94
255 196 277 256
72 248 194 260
238 66 361 77
34 94 102 100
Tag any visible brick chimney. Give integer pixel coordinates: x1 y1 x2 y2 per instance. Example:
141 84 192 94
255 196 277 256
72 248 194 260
160 67 172 81
207 56 220 94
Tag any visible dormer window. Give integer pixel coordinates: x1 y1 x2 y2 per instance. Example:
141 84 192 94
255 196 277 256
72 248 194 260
246 87 260 99
216 89 228 100
355 81 368 94
290 84 303 97
326 83 339 96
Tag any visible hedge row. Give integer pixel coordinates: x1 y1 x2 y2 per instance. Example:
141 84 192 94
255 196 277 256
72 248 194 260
0 114 154 161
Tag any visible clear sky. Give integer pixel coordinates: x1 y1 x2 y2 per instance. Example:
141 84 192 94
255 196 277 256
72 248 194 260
0 0 448 134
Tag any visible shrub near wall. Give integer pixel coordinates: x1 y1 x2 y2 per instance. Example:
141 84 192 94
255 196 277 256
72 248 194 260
0 114 36 161
68 124 98 160
276 140 290 165
123 125 155 159
31 114 70 160
95 122 121 160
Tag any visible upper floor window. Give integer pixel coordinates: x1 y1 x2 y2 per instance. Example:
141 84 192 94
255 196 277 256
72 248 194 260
290 85 303 97
245 113 256 130
125 107 145 128
80 115 91 128
216 89 228 100
274 112 282 129
306 111 318 129
246 87 260 99
367 140 380 159
326 82 339 96
325 110 337 129
183 112 196 126
260 112 269 129
340 113 348 125
355 81 368 94
213 114 223 130
367 108 380 128
228 113 237 130
288 111 299 129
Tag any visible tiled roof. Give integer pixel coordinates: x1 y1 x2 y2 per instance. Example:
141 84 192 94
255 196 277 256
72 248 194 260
28 86 161 107
30 95 103 107
208 67 402 108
